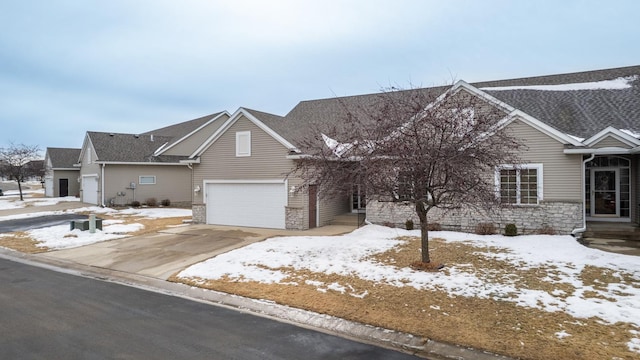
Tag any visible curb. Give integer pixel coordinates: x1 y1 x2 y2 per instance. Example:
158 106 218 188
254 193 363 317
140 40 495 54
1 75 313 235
1 248 513 360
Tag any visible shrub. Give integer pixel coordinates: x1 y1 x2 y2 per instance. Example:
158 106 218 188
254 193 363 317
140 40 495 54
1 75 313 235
537 225 556 235
475 222 496 235
427 222 442 231
504 223 518 236
161 199 171 207
405 219 414 230
145 198 158 207
130 200 141 208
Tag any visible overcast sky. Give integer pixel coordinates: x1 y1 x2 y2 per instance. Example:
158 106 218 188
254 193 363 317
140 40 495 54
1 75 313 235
1 0 638 153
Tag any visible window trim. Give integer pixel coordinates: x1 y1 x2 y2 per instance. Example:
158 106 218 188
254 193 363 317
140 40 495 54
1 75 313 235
495 164 543 205
138 175 156 185
236 131 251 157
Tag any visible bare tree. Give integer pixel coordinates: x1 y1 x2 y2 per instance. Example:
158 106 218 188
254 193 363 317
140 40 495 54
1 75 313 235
0 143 41 201
291 84 524 265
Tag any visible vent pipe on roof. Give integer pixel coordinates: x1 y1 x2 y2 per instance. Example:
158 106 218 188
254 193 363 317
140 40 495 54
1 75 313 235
151 134 154 142
134 134 139 138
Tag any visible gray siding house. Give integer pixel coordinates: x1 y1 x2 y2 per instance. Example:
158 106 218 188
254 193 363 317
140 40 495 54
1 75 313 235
43 147 81 198
77 112 228 206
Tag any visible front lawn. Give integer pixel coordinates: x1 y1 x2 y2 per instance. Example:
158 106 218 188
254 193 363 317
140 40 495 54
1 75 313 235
175 225 640 360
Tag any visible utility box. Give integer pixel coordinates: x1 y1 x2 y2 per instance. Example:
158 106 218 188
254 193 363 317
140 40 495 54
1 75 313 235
70 218 103 231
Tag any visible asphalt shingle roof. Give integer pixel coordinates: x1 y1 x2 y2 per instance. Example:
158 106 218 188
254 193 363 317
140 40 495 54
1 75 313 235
46 147 81 168
87 132 187 163
277 65 640 146
142 112 223 149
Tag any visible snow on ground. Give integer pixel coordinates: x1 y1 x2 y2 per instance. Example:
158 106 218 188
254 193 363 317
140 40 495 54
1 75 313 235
28 220 144 249
178 225 640 330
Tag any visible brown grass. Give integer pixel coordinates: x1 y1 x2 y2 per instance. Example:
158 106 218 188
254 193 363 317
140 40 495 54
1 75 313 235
173 236 640 360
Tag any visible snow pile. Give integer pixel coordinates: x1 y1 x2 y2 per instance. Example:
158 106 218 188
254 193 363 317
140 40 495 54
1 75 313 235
178 225 640 329
29 220 144 249
481 75 638 91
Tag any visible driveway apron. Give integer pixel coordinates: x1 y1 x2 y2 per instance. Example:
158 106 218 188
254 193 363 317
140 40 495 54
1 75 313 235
37 226 259 279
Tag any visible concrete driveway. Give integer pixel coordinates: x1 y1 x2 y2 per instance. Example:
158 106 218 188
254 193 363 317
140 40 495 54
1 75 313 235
37 223 358 279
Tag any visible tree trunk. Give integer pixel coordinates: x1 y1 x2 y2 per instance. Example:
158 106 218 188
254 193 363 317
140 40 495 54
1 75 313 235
17 180 23 201
415 200 430 263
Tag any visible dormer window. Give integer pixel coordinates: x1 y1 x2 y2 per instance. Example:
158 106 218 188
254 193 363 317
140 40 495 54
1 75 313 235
236 131 251 157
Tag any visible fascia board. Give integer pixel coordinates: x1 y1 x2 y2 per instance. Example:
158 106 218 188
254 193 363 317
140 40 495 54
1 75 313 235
155 111 231 156
509 110 584 146
584 126 640 147
190 108 298 158
94 161 188 166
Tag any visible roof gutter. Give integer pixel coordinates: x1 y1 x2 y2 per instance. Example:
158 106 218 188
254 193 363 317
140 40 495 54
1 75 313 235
94 161 188 166
179 158 201 164
571 153 595 238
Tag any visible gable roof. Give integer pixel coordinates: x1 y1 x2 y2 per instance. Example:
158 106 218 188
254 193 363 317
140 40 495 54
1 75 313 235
142 112 228 155
46 147 81 169
86 131 187 163
191 108 296 158
279 65 640 149
475 65 640 139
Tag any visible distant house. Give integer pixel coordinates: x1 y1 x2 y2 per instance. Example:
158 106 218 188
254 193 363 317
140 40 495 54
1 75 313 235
77 112 229 206
44 147 81 197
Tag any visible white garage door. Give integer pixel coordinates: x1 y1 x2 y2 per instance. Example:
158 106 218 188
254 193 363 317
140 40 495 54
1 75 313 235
82 176 99 205
206 182 286 229
44 178 54 197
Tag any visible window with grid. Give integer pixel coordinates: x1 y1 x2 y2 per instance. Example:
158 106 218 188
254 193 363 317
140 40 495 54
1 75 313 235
497 165 542 205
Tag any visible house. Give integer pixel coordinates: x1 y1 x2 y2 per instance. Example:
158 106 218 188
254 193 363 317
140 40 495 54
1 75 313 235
77 112 229 206
44 147 81 197
188 108 350 229
186 65 639 233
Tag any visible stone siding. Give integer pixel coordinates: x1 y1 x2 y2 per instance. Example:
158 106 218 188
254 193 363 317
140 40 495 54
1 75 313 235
192 204 206 224
286 207 305 230
367 200 583 235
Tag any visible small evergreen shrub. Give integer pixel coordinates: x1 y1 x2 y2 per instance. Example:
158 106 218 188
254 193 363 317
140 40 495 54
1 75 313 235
145 198 158 207
504 223 518 236
405 219 414 230
130 200 141 208
161 199 171 207
427 222 442 231
475 222 496 235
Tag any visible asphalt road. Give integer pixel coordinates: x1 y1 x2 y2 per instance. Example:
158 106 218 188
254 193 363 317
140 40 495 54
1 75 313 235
0 214 88 233
0 258 421 360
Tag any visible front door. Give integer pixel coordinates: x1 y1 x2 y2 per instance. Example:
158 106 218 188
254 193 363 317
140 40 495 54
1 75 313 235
59 178 69 197
351 185 366 213
308 185 317 229
591 169 618 217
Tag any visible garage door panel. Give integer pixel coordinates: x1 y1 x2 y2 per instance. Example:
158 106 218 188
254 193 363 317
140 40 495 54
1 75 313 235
82 176 98 205
206 182 286 229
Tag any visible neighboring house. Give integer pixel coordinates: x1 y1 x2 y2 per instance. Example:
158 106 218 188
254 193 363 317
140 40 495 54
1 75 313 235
77 112 228 206
187 65 639 233
188 108 350 230
314 65 640 234
44 147 81 197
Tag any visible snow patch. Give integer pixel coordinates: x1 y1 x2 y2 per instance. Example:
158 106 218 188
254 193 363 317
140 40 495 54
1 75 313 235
481 76 637 91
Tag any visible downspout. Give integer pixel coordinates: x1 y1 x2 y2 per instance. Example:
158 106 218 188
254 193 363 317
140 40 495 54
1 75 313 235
571 153 595 237
101 163 105 207
187 163 193 205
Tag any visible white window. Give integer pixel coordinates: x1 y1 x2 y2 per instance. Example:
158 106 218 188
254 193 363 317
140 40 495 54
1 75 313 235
236 131 251 157
139 175 156 185
86 151 91 164
495 164 543 205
